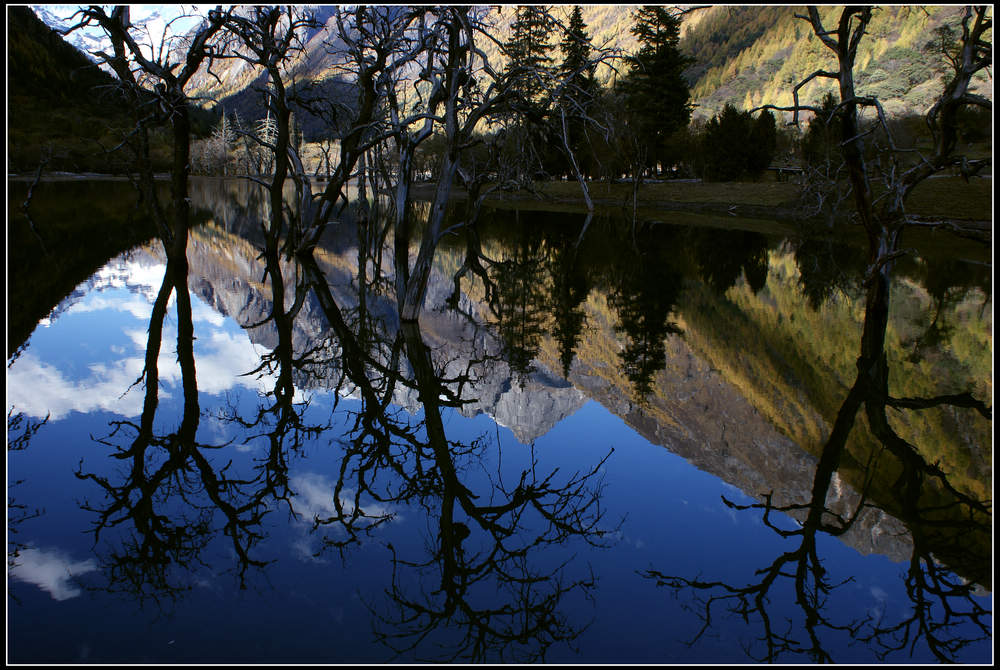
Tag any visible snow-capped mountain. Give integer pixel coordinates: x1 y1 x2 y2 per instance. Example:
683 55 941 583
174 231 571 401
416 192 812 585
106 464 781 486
30 5 110 62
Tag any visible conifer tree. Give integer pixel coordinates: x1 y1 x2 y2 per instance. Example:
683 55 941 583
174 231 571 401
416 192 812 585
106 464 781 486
559 6 596 107
505 6 555 119
621 6 693 175
556 6 598 177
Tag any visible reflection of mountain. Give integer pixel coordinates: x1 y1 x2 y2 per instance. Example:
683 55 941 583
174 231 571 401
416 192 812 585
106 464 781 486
170 179 991 587
7 180 161 359
141 219 587 446
166 215 917 565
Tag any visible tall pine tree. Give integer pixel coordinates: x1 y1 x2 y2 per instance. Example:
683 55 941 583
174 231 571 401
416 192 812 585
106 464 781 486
504 6 555 120
621 6 693 175
556 6 598 177
558 6 597 109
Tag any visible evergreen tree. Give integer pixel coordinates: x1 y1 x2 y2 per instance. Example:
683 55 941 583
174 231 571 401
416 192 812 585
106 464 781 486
747 109 777 176
701 103 777 181
505 6 555 120
702 103 751 181
620 6 694 175
556 6 598 176
558 6 597 108
801 92 842 169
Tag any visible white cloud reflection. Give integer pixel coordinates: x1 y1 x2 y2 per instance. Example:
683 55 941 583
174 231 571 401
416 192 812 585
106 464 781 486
286 472 397 561
8 256 283 420
9 548 98 601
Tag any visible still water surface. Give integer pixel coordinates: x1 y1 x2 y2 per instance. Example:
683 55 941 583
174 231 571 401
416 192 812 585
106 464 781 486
7 178 993 663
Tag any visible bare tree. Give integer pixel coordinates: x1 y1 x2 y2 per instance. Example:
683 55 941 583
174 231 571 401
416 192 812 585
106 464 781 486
64 6 231 260
647 7 993 661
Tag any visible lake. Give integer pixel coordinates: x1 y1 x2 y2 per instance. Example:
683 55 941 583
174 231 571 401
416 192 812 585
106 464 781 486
7 177 993 663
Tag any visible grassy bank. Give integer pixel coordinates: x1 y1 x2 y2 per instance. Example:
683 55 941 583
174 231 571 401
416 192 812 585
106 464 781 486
411 173 991 231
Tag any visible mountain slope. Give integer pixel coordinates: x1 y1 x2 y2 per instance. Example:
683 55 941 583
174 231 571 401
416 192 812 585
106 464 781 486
20 5 993 149
679 5 993 119
184 5 992 124
8 5 137 172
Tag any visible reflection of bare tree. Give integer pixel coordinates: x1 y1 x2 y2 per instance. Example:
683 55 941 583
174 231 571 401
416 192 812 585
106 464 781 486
76 255 275 602
641 183 992 663
300 250 615 661
858 449 991 662
643 334 991 661
645 7 992 660
7 408 49 581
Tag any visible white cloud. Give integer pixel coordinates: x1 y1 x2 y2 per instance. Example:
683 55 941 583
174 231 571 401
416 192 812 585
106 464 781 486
66 292 156 321
9 548 98 601
288 472 395 529
6 351 149 420
8 300 277 421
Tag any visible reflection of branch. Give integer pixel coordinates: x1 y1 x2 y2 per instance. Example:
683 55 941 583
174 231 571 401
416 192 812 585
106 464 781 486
20 149 51 255
7 409 49 584
862 543 991 662
76 257 277 602
887 392 991 420
642 282 992 661
300 258 616 660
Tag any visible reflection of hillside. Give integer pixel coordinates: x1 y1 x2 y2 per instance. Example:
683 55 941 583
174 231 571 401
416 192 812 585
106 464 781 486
171 221 890 568
148 221 587 445
181 178 991 586
679 250 992 504
8 180 159 358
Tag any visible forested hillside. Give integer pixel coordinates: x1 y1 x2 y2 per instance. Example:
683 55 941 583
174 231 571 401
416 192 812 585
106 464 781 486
9 5 218 173
679 5 993 119
8 5 134 172
197 5 991 122
16 4 993 174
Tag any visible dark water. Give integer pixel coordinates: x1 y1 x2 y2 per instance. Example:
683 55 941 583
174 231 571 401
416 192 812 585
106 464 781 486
7 178 993 663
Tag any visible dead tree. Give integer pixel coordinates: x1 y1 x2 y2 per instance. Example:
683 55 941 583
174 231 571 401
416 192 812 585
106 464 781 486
293 6 424 252
64 6 231 260
649 7 993 660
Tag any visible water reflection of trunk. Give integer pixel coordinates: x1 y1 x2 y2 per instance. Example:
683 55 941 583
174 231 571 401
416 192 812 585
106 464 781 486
77 246 274 599
302 251 615 661
642 239 991 662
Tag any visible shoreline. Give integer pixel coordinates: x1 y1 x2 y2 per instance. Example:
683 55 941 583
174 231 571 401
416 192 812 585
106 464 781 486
10 173 989 239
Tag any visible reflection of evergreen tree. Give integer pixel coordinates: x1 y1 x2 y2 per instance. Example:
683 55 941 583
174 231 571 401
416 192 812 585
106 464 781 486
608 242 683 400
903 257 991 361
493 223 550 380
547 234 591 378
792 234 866 309
691 229 771 294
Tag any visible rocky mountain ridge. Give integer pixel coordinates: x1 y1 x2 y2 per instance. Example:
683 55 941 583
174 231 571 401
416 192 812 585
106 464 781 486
29 5 991 129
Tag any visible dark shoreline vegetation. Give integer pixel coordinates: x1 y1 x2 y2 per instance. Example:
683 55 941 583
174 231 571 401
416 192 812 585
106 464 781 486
10 171 992 231
7 4 992 663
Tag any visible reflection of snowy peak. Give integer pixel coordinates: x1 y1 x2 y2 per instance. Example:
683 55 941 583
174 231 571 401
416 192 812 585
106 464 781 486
169 197 917 569
170 221 586 446
42 250 165 327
